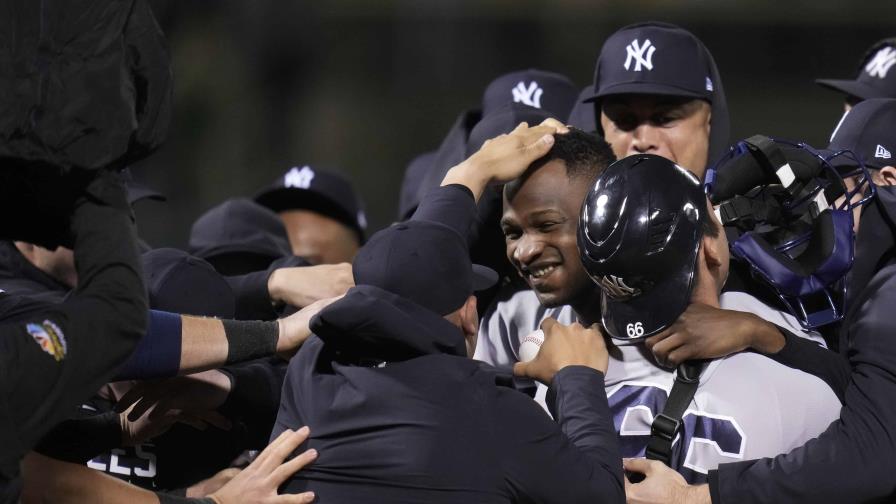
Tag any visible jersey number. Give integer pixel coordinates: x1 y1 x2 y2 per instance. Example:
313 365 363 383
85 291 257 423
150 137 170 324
608 383 746 483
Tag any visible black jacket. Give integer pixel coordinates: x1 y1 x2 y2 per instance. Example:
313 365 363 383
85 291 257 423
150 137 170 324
0 172 147 502
272 284 624 503
709 186 896 503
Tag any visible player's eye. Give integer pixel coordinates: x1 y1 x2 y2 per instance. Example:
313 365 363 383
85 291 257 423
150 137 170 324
502 226 521 241
612 115 639 132
537 222 558 232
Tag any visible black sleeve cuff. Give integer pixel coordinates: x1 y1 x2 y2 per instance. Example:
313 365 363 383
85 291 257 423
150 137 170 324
546 366 607 417
765 326 849 403
708 469 722 504
33 411 122 463
410 184 477 239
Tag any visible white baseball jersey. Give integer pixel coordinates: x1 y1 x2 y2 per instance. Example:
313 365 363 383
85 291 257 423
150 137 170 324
474 288 842 483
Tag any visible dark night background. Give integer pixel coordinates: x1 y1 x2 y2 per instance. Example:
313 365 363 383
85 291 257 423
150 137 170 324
130 0 896 248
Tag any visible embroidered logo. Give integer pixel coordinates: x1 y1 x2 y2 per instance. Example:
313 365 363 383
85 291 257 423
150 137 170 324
596 275 640 299
705 76 714 92
284 166 315 189
512 81 544 108
876 144 892 160
26 320 67 361
865 46 896 79
624 39 656 72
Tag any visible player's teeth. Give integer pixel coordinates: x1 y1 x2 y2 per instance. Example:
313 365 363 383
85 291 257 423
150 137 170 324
529 266 555 279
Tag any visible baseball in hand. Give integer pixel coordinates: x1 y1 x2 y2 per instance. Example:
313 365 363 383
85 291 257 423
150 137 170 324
518 329 545 362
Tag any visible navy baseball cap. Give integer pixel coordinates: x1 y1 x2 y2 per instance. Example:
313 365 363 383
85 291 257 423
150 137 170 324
585 22 717 103
142 248 235 319
122 167 166 205
482 69 579 119
816 38 896 101
353 220 497 316
567 85 598 132
189 198 292 275
578 154 705 341
255 166 367 243
824 98 896 171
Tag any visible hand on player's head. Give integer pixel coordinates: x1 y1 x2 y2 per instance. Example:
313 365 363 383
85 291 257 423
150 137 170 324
464 119 569 185
277 295 343 358
512 317 608 384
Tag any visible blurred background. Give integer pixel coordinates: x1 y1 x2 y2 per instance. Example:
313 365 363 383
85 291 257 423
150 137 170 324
132 0 896 248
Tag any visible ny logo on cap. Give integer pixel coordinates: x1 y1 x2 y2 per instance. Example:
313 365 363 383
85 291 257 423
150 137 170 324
512 81 543 108
876 144 892 160
624 39 656 72
596 274 640 299
285 166 315 189
865 46 896 79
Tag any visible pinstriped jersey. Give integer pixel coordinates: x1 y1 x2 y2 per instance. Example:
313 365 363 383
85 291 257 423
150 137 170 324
474 288 841 483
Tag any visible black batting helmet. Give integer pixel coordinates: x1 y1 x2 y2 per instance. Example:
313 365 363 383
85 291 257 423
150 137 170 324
577 154 707 341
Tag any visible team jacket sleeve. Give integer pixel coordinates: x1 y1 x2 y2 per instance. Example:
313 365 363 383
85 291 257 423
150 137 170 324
500 366 624 504
410 184 477 239
764 327 851 403
226 255 309 321
709 265 896 503
0 171 147 472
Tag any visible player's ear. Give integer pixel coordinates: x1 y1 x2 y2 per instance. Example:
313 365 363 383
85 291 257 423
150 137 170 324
460 295 479 356
702 233 723 270
461 295 479 336
877 166 896 187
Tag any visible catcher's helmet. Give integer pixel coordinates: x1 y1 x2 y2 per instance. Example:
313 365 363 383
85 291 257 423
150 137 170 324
577 154 707 341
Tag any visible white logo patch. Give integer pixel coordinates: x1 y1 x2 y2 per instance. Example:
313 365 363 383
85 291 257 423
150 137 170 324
624 39 656 72
596 274 640 299
284 166 315 189
876 144 892 160
512 81 544 108
865 47 896 79
705 77 714 92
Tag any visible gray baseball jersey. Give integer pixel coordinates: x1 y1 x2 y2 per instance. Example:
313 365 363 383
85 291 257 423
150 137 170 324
474 289 841 483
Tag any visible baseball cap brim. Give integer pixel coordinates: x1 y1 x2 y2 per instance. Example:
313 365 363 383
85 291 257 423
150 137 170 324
583 82 709 104
256 186 365 242
472 264 499 291
819 147 887 172
126 182 166 205
600 240 700 340
815 79 888 101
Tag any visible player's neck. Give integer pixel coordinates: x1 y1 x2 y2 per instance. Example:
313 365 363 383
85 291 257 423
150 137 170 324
690 280 721 308
570 287 603 325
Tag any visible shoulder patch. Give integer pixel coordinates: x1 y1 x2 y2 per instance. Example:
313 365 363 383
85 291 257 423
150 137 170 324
25 320 68 361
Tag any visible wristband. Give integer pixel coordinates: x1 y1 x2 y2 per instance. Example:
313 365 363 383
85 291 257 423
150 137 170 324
222 319 278 365
155 492 216 503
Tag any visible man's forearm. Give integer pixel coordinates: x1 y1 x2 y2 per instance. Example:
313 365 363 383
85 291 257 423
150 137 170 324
116 312 281 380
547 366 624 501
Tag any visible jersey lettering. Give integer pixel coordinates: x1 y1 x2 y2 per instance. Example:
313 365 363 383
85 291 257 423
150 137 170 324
608 382 746 483
86 443 157 483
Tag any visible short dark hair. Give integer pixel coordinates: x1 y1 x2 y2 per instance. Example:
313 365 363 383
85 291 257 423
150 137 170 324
527 128 616 185
699 205 720 239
